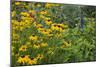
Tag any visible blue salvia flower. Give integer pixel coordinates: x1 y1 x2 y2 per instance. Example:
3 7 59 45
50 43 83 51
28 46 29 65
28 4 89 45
80 15 85 32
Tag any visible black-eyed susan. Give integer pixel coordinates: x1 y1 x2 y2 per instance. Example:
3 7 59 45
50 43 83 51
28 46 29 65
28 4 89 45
57 24 66 28
19 45 28 52
29 35 38 41
41 30 50 35
45 20 53 25
35 23 43 28
39 29 52 36
37 27 45 32
17 55 30 64
28 58 38 65
36 54 44 60
17 56 25 64
51 23 65 32
51 24 59 30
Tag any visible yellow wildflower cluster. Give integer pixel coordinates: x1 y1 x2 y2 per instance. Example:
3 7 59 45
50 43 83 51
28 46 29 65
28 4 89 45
17 55 30 64
17 55 36 65
51 23 67 32
39 29 52 36
33 43 48 49
12 2 72 66
17 54 44 65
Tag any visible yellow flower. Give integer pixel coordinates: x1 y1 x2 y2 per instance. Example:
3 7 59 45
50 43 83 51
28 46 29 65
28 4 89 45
45 20 52 25
28 58 37 65
51 24 59 30
34 22 43 28
37 27 45 31
57 24 66 28
35 24 43 28
51 24 65 32
38 28 53 36
17 57 25 64
23 55 30 62
41 30 49 35
19 21 26 26
40 10 48 15
19 45 27 51
28 59 33 65
41 43 48 47
20 12 30 17
12 20 20 26
33 44 40 49
17 55 30 64
18 55 38 65
15 2 20 5
29 35 38 41
40 29 52 35
36 54 44 60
